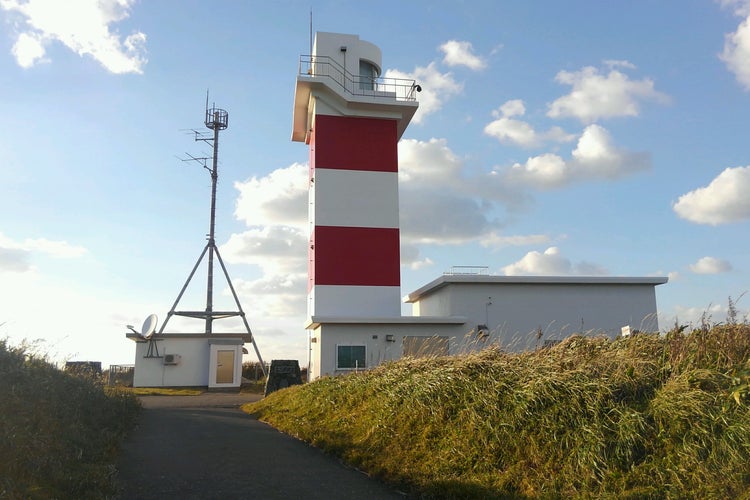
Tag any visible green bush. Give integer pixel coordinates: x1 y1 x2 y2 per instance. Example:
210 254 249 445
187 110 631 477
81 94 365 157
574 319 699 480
0 339 140 499
246 325 750 498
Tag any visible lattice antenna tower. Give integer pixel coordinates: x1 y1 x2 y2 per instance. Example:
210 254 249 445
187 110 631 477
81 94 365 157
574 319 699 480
158 96 266 374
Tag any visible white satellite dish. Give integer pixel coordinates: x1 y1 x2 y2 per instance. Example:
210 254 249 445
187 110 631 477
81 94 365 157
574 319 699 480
141 314 158 339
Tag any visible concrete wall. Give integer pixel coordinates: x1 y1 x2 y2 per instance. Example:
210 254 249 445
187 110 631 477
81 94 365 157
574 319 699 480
312 32 382 77
133 338 209 387
311 322 469 379
413 282 660 351
132 336 246 388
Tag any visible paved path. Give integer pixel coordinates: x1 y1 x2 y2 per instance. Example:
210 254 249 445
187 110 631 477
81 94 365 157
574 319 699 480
116 393 406 499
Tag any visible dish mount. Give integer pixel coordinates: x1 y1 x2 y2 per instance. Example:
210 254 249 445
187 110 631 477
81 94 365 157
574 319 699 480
141 314 161 358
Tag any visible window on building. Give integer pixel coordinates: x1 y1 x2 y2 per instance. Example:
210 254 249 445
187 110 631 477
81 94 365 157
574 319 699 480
337 345 366 369
403 336 450 358
359 60 378 90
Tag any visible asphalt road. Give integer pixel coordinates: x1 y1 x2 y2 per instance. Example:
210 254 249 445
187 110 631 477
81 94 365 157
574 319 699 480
116 393 406 499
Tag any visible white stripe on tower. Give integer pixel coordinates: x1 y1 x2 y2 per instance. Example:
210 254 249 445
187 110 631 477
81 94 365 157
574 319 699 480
307 113 401 318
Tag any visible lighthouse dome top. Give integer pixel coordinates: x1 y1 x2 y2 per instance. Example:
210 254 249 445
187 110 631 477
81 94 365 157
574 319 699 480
313 32 382 78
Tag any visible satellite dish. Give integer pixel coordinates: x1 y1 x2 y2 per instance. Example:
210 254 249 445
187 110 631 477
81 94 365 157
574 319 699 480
141 314 158 339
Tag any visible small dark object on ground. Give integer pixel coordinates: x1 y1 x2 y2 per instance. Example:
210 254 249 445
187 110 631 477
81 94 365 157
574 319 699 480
264 359 303 396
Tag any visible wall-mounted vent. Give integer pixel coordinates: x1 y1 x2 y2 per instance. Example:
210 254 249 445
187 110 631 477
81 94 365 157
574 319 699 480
164 354 181 365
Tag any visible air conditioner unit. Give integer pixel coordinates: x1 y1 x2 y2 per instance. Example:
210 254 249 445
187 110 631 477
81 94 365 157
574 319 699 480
164 354 181 365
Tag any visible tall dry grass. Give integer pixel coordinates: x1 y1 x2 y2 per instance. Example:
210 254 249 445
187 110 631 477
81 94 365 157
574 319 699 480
0 339 140 499
246 324 750 498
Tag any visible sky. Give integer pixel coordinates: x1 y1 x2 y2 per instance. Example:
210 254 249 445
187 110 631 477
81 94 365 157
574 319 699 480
1 0 749 369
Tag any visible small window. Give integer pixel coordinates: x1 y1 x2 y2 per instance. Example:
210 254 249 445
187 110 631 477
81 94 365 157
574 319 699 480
337 345 366 369
359 60 378 90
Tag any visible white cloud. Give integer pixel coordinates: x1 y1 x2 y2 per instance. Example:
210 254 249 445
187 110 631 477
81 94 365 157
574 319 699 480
673 165 750 224
505 124 650 189
233 163 308 230
547 64 669 123
385 62 463 124
498 99 526 117
221 225 307 276
720 13 750 90
507 153 568 188
0 0 147 74
484 99 575 148
689 256 733 274
398 138 464 186
0 232 88 265
11 31 47 68
484 117 538 147
501 247 607 276
439 40 486 70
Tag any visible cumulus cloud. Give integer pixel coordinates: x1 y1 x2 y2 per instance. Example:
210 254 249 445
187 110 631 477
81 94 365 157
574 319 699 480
484 99 575 148
233 163 308 229
547 63 669 123
385 62 462 124
673 166 750 224
0 0 147 73
720 11 750 90
501 247 607 276
397 137 533 245
689 256 733 274
504 124 650 189
220 225 308 319
439 40 486 70
221 226 307 276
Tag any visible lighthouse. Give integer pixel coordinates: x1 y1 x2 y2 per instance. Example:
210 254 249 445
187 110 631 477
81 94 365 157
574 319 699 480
292 32 419 319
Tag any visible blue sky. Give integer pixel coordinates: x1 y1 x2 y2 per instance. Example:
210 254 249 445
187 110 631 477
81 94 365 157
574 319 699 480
1 0 749 368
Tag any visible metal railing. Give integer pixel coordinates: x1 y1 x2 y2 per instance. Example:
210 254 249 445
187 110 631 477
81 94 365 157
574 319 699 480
444 266 490 276
298 55 419 102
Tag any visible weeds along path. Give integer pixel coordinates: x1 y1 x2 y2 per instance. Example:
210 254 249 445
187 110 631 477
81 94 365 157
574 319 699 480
116 393 404 499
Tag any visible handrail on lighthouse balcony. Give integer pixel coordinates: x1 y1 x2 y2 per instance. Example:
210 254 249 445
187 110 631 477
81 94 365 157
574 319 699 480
298 55 420 102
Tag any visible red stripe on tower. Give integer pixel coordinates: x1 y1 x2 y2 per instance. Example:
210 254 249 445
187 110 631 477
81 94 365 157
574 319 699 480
313 115 398 172
312 226 400 286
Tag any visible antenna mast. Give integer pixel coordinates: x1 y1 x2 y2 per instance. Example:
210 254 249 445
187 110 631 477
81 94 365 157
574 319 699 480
158 99 266 375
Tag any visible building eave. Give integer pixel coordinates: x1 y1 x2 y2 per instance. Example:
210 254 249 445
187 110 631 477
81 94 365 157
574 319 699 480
305 315 467 329
405 275 670 303
292 76 418 143
125 332 253 343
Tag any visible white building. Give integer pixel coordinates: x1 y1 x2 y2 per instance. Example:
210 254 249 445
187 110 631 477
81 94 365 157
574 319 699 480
126 332 248 389
293 32 668 380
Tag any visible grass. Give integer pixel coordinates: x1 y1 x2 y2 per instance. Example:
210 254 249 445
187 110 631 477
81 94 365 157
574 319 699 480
0 339 141 499
123 386 204 396
245 324 750 498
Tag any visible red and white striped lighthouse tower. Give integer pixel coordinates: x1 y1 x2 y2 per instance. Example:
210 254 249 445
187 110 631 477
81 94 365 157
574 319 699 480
292 32 419 319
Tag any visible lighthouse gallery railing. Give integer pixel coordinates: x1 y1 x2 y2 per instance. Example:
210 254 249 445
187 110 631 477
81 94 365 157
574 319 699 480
298 55 419 102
